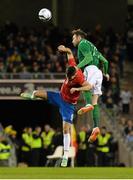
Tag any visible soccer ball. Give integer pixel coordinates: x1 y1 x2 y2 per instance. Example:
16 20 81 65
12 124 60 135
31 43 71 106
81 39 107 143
38 8 52 22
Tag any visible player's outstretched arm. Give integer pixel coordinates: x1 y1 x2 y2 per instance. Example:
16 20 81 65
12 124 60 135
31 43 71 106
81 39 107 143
99 53 110 81
70 81 92 94
99 53 109 74
58 45 74 59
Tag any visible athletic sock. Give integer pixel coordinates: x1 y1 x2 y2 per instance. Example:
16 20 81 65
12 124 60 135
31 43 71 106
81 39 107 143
83 91 92 104
63 133 70 159
93 104 100 127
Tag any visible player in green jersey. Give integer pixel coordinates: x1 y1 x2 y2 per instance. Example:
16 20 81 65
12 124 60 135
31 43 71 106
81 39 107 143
72 29 109 142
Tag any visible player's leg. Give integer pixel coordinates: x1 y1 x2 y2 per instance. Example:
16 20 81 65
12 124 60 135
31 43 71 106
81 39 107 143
78 91 94 115
61 121 71 167
77 66 96 115
92 94 100 128
88 70 103 142
20 90 48 100
88 94 100 142
60 102 75 167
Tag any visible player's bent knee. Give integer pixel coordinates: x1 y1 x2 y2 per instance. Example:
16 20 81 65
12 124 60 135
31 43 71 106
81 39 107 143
63 128 70 134
63 122 71 134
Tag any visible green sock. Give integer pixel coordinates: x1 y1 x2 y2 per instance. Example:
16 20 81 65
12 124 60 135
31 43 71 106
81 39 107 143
83 91 92 104
93 104 100 128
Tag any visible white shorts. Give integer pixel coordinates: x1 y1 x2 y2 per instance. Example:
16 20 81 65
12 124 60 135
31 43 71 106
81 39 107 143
84 65 103 95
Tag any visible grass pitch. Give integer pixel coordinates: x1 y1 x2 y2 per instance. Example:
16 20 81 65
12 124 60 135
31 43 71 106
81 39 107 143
0 167 133 179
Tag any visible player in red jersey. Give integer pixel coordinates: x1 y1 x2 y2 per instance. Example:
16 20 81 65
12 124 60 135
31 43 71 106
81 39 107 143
20 45 93 167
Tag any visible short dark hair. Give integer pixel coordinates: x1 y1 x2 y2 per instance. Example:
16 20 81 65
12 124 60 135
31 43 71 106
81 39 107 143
66 66 76 80
72 29 87 38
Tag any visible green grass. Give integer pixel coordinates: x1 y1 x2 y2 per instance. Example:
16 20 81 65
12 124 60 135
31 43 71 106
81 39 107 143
0 167 133 179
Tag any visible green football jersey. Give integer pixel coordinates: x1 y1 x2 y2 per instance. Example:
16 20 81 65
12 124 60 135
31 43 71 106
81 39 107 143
77 39 109 74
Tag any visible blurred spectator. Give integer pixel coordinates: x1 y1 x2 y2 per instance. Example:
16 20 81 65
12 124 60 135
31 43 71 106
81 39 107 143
124 120 133 135
21 127 32 166
118 117 127 135
103 89 114 109
19 67 32 79
126 27 133 61
126 130 133 143
0 136 11 167
4 125 13 135
96 126 111 166
51 128 63 151
31 126 42 166
86 124 96 166
119 117 127 127
41 124 55 165
77 126 88 166
120 87 132 114
9 130 20 163
108 131 118 166
118 38 126 78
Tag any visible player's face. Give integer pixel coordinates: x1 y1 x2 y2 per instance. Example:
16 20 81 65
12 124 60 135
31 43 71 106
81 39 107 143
72 35 80 47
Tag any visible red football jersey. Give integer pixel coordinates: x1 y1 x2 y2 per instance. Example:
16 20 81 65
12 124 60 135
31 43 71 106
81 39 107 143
60 58 85 104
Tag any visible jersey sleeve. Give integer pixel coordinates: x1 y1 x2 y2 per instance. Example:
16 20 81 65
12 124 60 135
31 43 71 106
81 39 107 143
68 58 76 66
77 41 93 68
99 53 109 74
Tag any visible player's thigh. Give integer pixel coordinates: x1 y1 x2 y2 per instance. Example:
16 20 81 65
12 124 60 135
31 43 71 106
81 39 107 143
60 103 75 124
47 91 61 106
92 71 103 95
85 69 97 87
84 68 96 83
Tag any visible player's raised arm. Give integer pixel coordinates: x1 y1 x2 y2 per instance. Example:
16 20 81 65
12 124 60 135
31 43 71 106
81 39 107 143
58 45 77 66
58 45 74 60
70 80 93 94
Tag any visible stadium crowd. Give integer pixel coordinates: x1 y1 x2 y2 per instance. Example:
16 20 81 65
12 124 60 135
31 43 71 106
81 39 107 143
0 123 119 167
0 21 126 78
0 21 128 103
